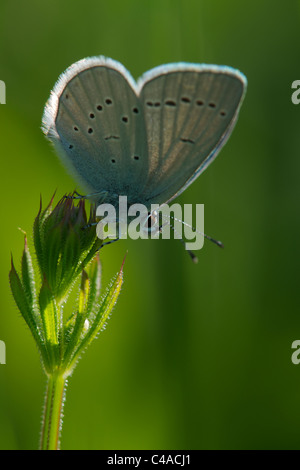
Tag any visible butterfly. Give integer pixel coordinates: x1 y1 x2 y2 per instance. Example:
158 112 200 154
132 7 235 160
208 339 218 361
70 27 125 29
42 56 247 259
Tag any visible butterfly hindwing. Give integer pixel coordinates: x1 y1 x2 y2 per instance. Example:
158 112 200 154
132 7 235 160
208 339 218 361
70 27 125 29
138 65 246 206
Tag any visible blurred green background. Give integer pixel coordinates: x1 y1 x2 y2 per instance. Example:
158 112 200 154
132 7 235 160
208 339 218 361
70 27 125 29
1 0 300 450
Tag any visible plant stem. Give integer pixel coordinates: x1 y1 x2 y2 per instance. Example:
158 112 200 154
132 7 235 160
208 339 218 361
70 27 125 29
40 372 67 450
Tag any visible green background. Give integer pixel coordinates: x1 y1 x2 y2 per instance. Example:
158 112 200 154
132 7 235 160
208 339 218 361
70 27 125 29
1 0 300 450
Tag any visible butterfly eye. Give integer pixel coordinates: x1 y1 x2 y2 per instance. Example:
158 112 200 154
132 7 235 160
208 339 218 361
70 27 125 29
144 212 159 233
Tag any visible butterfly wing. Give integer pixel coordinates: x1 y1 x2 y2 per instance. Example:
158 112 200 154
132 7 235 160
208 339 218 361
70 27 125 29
43 58 246 209
137 64 247 206
42 56 149 205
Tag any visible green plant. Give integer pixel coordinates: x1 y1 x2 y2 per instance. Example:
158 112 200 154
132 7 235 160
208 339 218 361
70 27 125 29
9 194 124 450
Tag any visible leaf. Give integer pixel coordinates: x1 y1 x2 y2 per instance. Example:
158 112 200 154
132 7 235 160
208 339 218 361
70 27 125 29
65 255 125 373
62 270 90 367
9 256 42 345
21 235 35 305
57 228 81 300
33 197 44 274
74 237 103 280
79 269 90 313
39 279 59 346
45 225 63 292
33 193 56 277
85 254 101 320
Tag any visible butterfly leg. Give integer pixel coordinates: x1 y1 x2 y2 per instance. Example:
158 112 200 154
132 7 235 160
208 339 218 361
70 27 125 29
80 218 119 249
81 221 97 229
65 190 108 203
64 190 86 199
99 238 120 250
81 220 119 251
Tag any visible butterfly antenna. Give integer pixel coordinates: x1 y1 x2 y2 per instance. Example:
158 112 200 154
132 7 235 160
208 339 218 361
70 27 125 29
160 213 224 249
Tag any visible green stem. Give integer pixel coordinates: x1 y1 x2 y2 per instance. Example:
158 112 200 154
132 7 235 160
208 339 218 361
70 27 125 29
40 373 67 450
